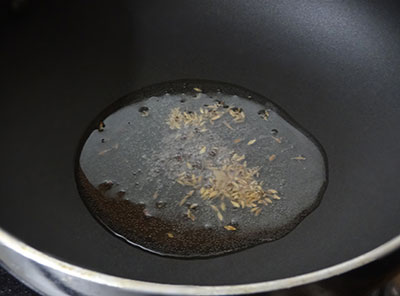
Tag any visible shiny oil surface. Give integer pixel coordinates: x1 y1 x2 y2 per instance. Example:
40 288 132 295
77 82 327 257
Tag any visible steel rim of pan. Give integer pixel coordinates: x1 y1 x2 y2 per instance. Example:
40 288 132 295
0 227 399 295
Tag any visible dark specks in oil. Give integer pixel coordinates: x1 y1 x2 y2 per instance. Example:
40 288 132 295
156 201 167 209
138 106 149 116
98 121 105 132
77 80 327 258
271 129 279 136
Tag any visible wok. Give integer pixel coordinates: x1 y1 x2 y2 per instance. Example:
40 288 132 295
1 0 400 295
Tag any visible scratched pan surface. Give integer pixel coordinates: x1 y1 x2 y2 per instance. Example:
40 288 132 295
0 0 400 286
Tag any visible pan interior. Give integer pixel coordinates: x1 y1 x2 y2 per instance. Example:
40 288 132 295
1 0 400 286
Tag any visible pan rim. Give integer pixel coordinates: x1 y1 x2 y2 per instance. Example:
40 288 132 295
0 227 399 295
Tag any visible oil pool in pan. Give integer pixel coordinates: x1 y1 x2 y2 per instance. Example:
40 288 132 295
76 81 327 257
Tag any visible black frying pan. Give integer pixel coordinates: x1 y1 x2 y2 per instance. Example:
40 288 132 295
1 0 400 292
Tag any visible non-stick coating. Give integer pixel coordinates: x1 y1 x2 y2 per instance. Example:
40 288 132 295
1 0 400 286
